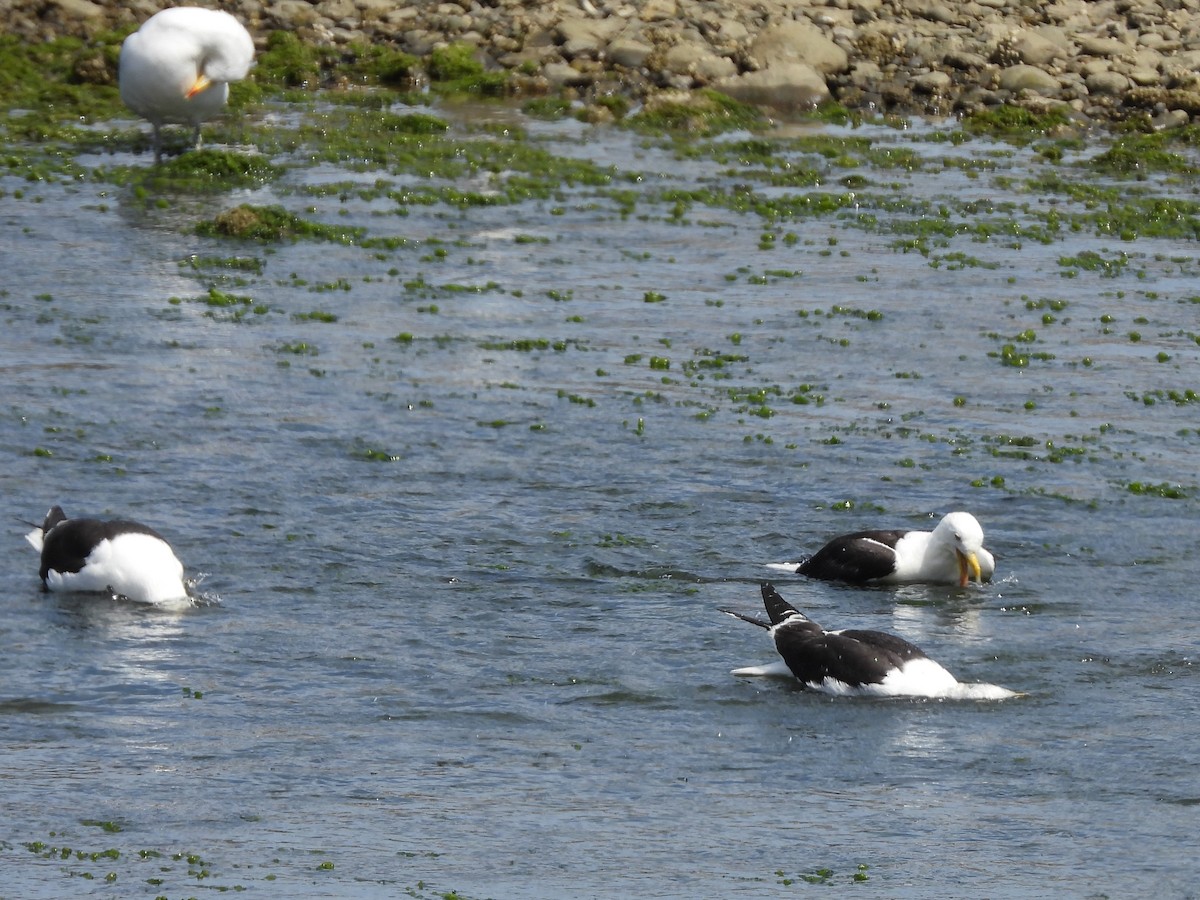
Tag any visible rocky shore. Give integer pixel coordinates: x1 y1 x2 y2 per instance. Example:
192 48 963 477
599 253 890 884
13 0 1200 124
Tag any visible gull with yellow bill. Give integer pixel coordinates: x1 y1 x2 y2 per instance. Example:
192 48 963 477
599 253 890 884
119 7 255 160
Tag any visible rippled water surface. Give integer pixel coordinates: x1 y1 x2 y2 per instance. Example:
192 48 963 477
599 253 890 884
2 101 1198 898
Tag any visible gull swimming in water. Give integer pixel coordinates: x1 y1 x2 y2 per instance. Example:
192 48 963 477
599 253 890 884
722 583 1019 700
25 505 191 610
768 511 995 586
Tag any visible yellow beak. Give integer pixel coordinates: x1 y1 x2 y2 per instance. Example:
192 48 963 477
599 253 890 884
957 550 982 586
186 74 213 99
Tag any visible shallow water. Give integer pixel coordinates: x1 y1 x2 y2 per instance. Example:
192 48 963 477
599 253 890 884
1 102 1198 897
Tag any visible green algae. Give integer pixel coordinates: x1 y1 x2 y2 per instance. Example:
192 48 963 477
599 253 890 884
628 89 765 137
1126 480 1192 498
1058 250 1129 277
175 287 270 322
245 31 424 96
197 204 365 243
290 105 615 197
959 105 1074 142
1087 132 1198 177
99 149 283 194
0 33 125 127
252 31 328 89
523 97 574 120
428 43 508 96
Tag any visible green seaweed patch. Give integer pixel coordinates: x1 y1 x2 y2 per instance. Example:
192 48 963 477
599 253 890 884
1024 176 1200 240
960 105 1073 142
681 350 750 379
248 32 487 98
628 89 765 137
655 185 859 223
478 337 580 352
80 819 123 834
557 389 596 407
1125 388 1198 406
178 287 269 321
357 447 399 461
988 343 1056 367
184 255 264 275
1087 133 1198 177
295 106 612 194
929 251 999 270
105 149 282 192
23 834 252 893
0 33 127 128
777 863 871 885
375 111 451 135
828 305 883 321
523 97 574 120
428 43 509 96
154 148 282 181
596 532 651 548
275 340 318 355
1126 480 1191 498
1058 250 1129 278
197 204 364 243
251 30 336 90
199 287 254 308
355 44 422 89
982 434 1088 463
798 102 860 126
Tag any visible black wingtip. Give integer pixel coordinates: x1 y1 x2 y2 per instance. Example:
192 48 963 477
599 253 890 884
719 607 771 629
42 506 67 532
761 581 804 626
19 506 65 534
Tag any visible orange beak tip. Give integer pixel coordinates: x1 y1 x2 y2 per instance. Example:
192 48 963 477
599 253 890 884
186 75 213 99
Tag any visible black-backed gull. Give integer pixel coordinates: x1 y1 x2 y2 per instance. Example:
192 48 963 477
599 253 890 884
722 582 1018 700
25 506 190 609
770 511 994 586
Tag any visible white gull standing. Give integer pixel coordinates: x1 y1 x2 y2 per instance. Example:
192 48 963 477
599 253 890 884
119 7 255 160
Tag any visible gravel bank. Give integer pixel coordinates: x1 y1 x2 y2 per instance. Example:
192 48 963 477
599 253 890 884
12 0 1200 124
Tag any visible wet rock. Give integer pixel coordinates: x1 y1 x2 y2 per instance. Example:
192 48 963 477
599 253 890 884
848 60 884 87
914 70 952 94
266 1 321 28
748 20 849 75
641 0 678 22
998 64 1062 95
1013 30 1067 66
543 61 591 88
558 15 622 59
1079 36 1131 58
1127 67 1161 87
663 42 737 83
944 50 989 71
716 63 831 112
607 36 654 69
1087 70 1130 95
49 0 107 24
